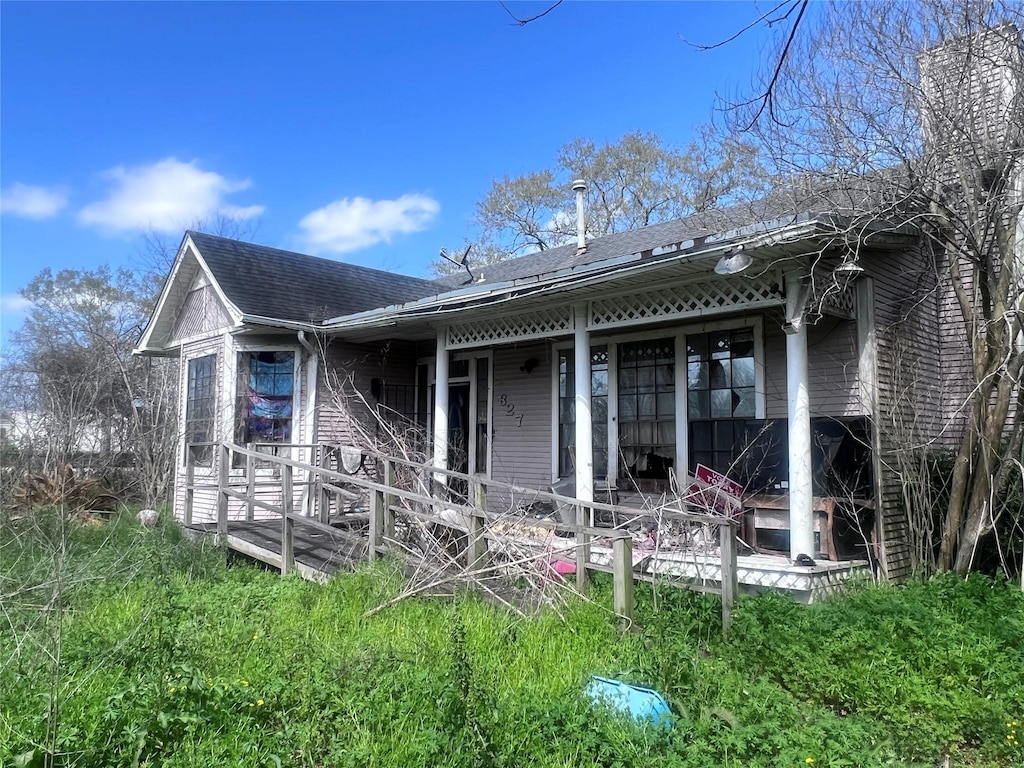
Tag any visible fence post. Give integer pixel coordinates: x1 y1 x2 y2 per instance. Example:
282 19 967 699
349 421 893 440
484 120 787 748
612 534 634 626
245 444 255 522
281 462 294 575
719 519 738 632
383 458 397 541
575 502 590 592
184 444 195 526
317 445 331 524
216 443 229 541
368 485 382 561
467 477 488 572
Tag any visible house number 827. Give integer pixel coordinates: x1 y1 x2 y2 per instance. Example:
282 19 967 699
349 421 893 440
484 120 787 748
499 393 524 427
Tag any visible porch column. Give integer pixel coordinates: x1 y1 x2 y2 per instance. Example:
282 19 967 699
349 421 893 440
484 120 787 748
433 328 449 483
785 270 814 560
573 304 593 503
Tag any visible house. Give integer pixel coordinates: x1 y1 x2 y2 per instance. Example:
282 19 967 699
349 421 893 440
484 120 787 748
135 27 1024 584
135 201 921 579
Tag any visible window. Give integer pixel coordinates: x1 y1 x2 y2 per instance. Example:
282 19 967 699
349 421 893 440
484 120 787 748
618 338 675 480
557 346 608 479
687 328 756 475
236 351 295 445
185 355 216 464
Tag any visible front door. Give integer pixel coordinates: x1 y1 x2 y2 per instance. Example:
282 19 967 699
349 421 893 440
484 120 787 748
448 385 471 499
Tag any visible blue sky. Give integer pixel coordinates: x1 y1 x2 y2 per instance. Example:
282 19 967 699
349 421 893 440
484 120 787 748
0 1 780 340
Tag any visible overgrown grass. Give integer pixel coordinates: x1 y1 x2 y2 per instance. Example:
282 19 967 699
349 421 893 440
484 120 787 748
1 510 1022 767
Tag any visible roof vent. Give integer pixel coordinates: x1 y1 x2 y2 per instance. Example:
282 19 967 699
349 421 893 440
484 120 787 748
572 179 587 253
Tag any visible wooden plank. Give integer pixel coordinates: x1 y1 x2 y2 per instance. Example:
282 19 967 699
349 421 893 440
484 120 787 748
246 447 256 521
217 443 229 539
575 502 590 592
368 488 382 561
612 535 634 625
281 464 294 575
720 520 738 631
184 444 195 526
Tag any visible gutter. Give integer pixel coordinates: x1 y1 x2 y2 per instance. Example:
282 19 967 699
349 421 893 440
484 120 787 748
322 216 841 334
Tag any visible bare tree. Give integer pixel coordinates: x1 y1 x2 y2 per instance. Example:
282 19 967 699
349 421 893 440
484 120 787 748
5 267 178 506
432 130 767 274
735 0 1024 574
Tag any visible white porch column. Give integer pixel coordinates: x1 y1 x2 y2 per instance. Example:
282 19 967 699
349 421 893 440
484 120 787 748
573 304 594 503
433 328 449 483
785 270 814 560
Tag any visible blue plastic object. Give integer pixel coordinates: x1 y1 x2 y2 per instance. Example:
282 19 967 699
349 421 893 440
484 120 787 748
585 676 673 729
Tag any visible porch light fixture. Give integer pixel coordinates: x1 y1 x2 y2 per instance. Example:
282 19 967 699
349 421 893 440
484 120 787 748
714 245 753 276
834 259 865 276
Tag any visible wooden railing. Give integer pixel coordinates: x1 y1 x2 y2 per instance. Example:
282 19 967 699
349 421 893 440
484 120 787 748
184 441 739 628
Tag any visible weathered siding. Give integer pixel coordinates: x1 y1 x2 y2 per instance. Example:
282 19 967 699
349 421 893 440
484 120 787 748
173 334 226 522
489 342 553 493
763 315 863 419
174 332 316 524
316 338 420 449
864 246 944 580
170 284 231 343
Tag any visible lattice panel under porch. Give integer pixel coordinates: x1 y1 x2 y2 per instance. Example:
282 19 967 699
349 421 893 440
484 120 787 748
447 306 573 349
590 277 781 329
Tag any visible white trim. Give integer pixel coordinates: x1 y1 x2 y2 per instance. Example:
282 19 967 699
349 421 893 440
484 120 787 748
188 238 245 326
179 347 220 470
550 314 767 482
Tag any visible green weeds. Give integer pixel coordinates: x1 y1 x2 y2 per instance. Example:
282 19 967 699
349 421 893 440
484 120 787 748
2 510 1022 767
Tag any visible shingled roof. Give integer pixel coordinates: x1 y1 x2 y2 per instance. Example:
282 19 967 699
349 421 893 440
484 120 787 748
189 231 442 323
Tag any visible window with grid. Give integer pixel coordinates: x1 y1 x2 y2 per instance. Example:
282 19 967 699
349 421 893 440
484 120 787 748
236 351 295 445
557 346 608 479
184 354 216 465
686 327 756 476
617 338 675 480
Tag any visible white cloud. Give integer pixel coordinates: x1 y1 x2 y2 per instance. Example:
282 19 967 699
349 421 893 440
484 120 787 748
77 158 265 234
0 183 68 219
1 294 33 315
299 194 440 254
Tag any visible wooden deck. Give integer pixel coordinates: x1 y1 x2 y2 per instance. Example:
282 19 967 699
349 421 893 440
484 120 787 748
185 520 367 583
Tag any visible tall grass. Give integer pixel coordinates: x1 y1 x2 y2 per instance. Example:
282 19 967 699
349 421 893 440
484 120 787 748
2 510 1022 767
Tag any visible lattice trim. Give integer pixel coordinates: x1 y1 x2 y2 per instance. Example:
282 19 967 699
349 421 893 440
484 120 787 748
590 277 780 328
820 286 856 318
447 307 572 349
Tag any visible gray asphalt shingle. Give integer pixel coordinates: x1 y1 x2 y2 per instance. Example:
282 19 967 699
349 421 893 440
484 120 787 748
189 231 441 323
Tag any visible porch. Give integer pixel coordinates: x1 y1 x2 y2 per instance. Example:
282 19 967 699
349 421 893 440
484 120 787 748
182 441 871 624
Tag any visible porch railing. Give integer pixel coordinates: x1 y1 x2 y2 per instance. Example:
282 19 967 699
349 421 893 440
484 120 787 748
184 440 739 629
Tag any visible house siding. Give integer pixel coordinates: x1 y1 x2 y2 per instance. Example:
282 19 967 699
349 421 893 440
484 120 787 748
173 332 316 524
488 343 553 507
171 285 232 343
864 247 944 580
763 315 863 420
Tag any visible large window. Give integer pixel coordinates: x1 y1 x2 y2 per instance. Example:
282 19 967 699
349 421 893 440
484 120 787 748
185 354 216 464
236 351 295 445
687 328 756 475
557 346 608 479
618 338 675 480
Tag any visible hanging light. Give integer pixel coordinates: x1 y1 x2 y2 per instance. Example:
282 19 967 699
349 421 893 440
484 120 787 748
835 259 865 275
714 245 753 275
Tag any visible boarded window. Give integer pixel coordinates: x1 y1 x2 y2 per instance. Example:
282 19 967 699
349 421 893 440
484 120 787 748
185 354 216 465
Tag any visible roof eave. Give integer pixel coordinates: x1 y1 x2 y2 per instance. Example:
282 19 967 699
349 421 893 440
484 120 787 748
320 213 858 334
